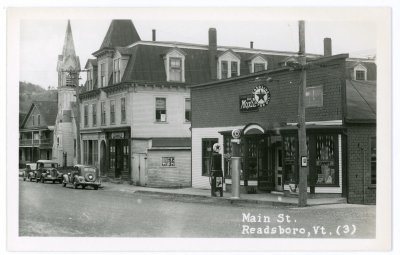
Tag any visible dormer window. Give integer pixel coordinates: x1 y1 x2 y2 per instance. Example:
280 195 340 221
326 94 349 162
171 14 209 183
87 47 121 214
170 58 182 82
217 50 240 79
164 48 186 83
354 64 367 81
113 58 121 84
249 55 268 73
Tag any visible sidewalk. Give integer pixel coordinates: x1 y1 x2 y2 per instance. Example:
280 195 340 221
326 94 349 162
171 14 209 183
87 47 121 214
100 181 347 207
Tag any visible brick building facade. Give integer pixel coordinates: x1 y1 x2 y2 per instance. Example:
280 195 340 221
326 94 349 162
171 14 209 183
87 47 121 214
191 54 376 204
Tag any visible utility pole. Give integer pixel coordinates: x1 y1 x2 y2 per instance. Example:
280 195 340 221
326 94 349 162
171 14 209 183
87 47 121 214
298 20 308 207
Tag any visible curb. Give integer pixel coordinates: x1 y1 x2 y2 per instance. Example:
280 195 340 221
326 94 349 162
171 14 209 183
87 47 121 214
134 190 298 207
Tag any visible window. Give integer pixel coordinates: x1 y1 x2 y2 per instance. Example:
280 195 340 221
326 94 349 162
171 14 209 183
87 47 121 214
185 98 191 122
231 61 238 77
254 63 265 72
121 98 126 123
169 58 182 82
162 157 175 167
84 105 88 127
92 103 97 126
356 70 366 81
113 59 120 84
305 86 323 108
110 100 115 124
221 61 228 79
37 115 40 126
32 115 35 126
315 135 337 185
100 63 106 87
155 98 167 122
57 137 60 147
202 138 218 176
371 137 376 185
101 102 106 125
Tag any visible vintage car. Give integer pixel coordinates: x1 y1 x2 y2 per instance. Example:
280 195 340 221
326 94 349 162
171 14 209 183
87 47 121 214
62 165 101 190
22 163 37 181
35 160 63 184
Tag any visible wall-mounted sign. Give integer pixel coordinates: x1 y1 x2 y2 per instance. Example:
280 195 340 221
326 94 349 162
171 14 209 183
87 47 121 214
301 156 308 167
252 85 271 107
111 132 125 139
239 94 259 112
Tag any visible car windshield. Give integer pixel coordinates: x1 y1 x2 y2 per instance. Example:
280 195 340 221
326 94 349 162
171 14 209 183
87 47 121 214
27 164 37 170
83 167 96 172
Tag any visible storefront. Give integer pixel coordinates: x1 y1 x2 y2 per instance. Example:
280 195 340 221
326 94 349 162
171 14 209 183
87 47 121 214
191 54 354 198
106 128 131 180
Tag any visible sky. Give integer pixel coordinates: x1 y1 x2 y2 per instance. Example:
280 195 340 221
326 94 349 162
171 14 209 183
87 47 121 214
19 14 377 89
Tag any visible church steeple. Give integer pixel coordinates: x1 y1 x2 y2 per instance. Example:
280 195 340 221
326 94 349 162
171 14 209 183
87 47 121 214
57 20 81 87
62 20 77 58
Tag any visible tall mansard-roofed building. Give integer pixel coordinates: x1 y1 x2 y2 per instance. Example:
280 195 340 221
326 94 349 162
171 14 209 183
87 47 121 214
79 20 376 189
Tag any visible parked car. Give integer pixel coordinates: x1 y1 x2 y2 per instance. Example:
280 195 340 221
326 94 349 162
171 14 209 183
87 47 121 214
62 165 101 190
35 160 63 184
22 163 37 181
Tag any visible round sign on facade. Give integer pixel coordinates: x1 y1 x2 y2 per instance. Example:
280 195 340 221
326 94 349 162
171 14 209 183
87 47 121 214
252 85 271 107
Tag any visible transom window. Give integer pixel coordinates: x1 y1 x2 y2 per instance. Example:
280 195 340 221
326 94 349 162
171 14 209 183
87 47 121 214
155 97 167 122
169 58 182 82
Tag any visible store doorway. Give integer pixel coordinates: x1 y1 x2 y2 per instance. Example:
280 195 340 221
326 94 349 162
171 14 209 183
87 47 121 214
100 140 106 177
132 153 147 186
275 145 284 191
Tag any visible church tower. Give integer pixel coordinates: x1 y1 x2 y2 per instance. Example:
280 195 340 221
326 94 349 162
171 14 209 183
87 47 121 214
53 20 81 166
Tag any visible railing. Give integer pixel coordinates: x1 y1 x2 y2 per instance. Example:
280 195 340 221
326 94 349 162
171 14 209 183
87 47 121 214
19 138 53 146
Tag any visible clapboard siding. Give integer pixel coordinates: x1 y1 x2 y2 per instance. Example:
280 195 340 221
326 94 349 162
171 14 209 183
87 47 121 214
147 150 191 188
192 126 242 189
131 89 191 138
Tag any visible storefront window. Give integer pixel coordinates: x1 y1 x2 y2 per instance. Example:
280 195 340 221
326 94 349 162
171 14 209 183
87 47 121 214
202 138 218 176
283 135 297 184
315 135 337 185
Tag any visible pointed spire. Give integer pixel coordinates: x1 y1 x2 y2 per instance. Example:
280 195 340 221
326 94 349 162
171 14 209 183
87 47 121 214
62 20 76 57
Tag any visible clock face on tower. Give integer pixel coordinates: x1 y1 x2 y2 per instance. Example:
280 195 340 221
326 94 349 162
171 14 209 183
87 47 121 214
252 85 271 107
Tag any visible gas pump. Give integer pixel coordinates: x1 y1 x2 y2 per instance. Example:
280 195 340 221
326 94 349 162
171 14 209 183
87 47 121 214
210 143 223 197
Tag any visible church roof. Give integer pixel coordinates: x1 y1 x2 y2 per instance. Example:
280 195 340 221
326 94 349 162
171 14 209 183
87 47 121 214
96 20 141 53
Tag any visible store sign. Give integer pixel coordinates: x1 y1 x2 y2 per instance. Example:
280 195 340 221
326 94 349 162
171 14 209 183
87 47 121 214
239 94 259 112
111 132 125 139
252 85 271 107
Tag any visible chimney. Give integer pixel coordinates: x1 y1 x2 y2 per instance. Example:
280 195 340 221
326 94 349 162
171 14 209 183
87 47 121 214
324 38 332 57
152 29 156 41
250 41 253 49
208 28 217 80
